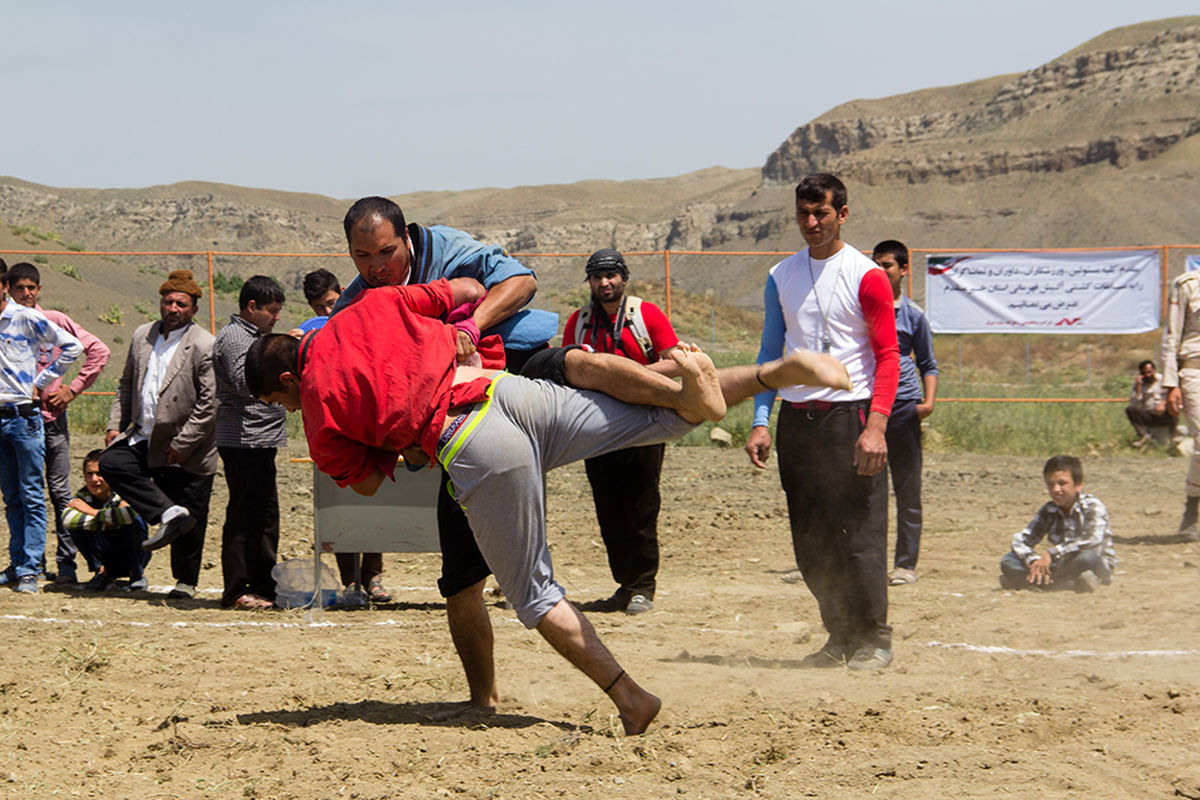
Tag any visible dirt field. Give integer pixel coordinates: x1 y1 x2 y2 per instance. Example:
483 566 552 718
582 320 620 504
2 436 1197 799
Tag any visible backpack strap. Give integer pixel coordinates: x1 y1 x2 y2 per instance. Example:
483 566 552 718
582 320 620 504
620 296 658 363
574 303 593 346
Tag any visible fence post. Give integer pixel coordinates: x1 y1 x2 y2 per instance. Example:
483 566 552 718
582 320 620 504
663 250 672 321
206 251 217 335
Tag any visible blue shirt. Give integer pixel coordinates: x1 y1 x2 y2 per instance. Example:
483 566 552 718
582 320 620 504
333 223 557 349
894 295 937 402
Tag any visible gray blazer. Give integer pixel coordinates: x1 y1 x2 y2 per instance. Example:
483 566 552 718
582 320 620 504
107 320 218 475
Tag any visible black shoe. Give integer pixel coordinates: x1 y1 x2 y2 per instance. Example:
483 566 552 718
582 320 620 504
800 636 852 668
578 591 631 613
84 572 114 592
847 644 893 671
624 594 654 615
144 511 196 551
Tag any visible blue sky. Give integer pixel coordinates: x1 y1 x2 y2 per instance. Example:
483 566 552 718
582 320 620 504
4 1 1196 197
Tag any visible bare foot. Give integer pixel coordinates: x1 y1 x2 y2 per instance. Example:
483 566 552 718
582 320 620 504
672 347 727 423
618 689 662 736
760 350 852 391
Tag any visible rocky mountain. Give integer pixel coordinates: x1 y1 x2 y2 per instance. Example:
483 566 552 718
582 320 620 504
2 15 1197 313
762 21 1200 186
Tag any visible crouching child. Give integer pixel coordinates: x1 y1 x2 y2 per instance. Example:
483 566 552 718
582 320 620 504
62 450 149 591
999 454 1116 592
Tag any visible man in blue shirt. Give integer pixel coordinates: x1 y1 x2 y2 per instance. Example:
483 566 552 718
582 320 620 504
331 197 554 714
872 240 938 586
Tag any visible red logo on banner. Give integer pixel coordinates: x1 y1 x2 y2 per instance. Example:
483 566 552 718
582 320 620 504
1055 318 1083 326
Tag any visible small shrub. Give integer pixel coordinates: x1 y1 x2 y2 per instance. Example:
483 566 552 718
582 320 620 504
212 272 243 296
66 243 87 252
98 305 123 325
54 263 83 281
33 255 48 264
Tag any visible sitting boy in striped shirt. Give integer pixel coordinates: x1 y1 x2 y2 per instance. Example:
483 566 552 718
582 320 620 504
999 455 1117 592
63 450 149 591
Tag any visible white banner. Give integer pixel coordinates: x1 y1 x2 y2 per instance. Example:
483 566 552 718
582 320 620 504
925 250 1160 334
1186 255 1200 272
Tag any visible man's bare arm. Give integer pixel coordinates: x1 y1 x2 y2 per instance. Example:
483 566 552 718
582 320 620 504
469 275 537 333
350 468 385 497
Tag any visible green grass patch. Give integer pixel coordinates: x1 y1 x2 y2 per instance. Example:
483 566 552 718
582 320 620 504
54 263 83 281
97 304 123 325
212 272 244 296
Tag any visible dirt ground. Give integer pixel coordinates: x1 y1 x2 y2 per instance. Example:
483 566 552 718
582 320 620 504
1 435 1197 799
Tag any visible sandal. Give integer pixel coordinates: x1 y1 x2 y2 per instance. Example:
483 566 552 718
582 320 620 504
233 593 274 610
366 578 392 603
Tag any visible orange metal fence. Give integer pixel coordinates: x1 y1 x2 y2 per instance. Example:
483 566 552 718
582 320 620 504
4 244 1199 405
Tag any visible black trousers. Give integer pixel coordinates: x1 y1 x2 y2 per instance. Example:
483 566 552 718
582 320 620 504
583 443 664 599
777 401 891 649
218 447 279 606
885 400 923 570
98 439 212 586
335 552 383 586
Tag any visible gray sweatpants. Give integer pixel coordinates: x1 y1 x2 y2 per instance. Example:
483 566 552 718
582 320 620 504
440 374 696 628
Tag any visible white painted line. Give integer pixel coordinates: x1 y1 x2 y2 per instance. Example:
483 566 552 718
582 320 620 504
927 641 1200 658
0 613 449 630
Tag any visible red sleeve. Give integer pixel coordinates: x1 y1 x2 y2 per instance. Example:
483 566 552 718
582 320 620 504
858 268 900 417
640 303 680 353
562 310 580 346
396 278 455 318
302 405 393 489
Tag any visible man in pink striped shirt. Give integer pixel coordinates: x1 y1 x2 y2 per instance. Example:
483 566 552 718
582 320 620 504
7 263 111 584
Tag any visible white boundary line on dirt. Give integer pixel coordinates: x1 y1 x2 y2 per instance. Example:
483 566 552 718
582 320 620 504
4 612 1200 657
926 640 1200 658
0 613 446 630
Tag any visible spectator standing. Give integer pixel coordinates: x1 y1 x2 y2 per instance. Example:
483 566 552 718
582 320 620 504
745 174 900 670
563 248 679 615
213 276 287 610
6 262 110 584
871 241 938 586
0 260 82 593
1161 271 1200 541
100 270 217 599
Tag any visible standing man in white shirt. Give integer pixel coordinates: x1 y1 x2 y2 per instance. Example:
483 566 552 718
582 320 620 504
745 174 900 670
99 270 218 599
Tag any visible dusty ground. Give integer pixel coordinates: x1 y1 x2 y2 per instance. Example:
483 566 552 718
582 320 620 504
1 436 1198 799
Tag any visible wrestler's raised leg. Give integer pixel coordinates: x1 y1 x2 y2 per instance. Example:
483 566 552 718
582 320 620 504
717 349 852 407
562 349 725 423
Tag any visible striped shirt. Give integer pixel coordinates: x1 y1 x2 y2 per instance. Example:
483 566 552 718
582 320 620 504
213 314 286 449
1010 492 1117 571
62 488 143 532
